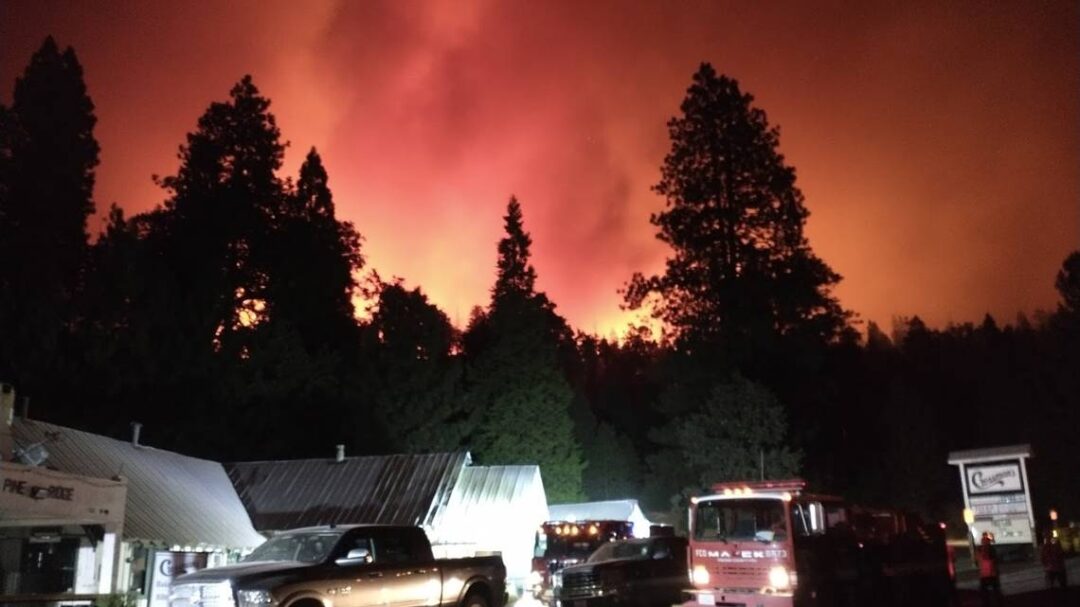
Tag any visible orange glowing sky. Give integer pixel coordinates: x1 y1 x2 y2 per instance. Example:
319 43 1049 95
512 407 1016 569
2 1 1077 336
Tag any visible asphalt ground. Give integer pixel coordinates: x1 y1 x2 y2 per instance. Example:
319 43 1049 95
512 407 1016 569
956 586 1078 607
512 556 1080 606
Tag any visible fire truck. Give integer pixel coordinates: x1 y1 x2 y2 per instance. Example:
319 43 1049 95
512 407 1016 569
530 519 634 604
684 480 954 607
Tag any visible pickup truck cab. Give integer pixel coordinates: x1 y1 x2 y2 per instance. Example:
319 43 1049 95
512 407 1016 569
553 536 688 607
169 525 505 607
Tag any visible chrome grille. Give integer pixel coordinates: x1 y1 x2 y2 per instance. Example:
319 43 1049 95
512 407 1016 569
561 571 602 599
719 562 770 578
169 582 235 607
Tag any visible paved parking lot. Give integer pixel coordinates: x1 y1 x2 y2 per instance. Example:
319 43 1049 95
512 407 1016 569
957 586 1078 606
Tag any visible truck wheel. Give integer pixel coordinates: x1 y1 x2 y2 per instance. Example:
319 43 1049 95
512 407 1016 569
462 591 488 607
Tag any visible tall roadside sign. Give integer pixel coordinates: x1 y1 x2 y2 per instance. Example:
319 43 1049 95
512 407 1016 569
948 445 1036 555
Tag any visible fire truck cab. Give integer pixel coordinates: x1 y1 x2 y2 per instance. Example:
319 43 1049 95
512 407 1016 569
530 519 634 604
684 480 951 607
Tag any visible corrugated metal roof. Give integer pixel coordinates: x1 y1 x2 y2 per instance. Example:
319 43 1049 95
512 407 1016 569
12 418 265 549
428 465 548 580
225 452 470 531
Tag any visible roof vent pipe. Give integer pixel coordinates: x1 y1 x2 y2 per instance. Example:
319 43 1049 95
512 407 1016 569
336 444 345 463
131 422 142 447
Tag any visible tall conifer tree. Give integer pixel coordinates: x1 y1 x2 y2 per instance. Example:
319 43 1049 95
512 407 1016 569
625 63 848 351
465 197 584 502
265 148 362 352
0 37 98 395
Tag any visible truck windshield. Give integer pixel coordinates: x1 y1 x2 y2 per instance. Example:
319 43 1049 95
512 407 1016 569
694 499 788 543
587 539 653 563
244 532 341 563
536 522 633 561
543 535 609 561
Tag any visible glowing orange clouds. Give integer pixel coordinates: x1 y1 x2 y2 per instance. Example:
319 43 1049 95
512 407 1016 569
1 1 1076 335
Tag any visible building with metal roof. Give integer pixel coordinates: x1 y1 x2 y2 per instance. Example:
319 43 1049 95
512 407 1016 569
226 454 549 588
3 413 264 604
13 418 264 550
225 451 471 531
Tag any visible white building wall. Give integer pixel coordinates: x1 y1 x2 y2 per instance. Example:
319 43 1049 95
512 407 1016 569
428 465 549 585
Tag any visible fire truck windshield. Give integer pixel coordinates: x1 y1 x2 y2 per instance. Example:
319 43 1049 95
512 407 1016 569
536 522 633 561
694 499 788 543
541 535 609 560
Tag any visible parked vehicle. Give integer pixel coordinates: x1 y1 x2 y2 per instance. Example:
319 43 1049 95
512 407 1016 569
684 480 953 607
168 525 506 607
531 520 634 604
553 535 688 607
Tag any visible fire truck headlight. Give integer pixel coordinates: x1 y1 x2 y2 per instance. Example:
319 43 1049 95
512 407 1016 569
768 565 792 590
691 565 710 586
527 570 543 589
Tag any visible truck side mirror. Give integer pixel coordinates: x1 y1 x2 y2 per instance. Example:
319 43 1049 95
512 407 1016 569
335 547 372 566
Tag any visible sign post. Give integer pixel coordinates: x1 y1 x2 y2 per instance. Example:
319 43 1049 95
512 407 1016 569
963 508 976 566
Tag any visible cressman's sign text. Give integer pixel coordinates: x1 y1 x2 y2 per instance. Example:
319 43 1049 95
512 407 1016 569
966 462 1023 495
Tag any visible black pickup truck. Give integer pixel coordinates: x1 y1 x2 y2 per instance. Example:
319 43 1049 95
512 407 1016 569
169 525 505 607
553 536 687 607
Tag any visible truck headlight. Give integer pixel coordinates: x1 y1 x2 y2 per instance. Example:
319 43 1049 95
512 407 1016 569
768 565 792 590
527 570 543 588
552 572 563 588
691 565 710 586
236 589 274 607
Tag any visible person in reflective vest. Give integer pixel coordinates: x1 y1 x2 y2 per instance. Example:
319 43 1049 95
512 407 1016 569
1041 532 1068 589
978 532 1002 607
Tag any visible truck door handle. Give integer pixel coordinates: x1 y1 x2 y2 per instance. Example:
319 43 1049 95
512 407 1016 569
366 571 383 578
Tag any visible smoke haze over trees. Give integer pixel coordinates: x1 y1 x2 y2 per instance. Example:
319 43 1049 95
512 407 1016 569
1 38 1078 524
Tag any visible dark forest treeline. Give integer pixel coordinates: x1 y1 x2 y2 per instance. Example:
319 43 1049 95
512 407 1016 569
2 38 1078 519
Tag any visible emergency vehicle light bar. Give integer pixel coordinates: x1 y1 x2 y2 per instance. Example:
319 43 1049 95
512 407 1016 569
711 479 807 493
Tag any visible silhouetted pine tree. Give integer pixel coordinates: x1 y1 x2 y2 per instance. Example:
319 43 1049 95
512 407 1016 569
0 36 98 400
647 375 800 510
362 279 468 453
74 77 366 458
582 423 642 501
465 197 584 502
625 63 849 353
1055 250 1080 319
156 75 285 358
265 148 362 353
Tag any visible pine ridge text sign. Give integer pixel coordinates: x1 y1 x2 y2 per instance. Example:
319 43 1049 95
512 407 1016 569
0 461 126 525
2 477 75 501
966 462 1024 495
